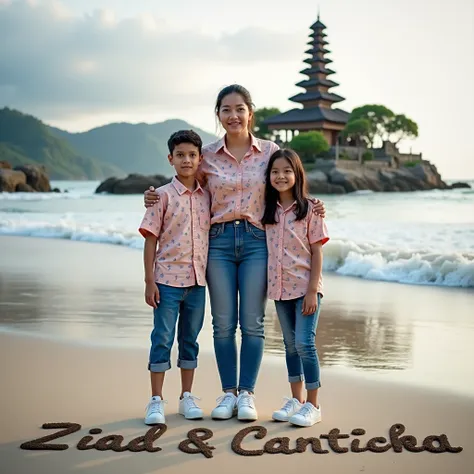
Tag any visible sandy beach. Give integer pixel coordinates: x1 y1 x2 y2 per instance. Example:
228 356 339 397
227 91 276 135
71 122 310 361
1 236 474 473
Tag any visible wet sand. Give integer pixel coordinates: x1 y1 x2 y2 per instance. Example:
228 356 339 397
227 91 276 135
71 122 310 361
1 235 473 396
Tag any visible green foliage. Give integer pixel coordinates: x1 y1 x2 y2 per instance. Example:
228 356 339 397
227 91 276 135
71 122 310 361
349 105 394 146
348 105 419 147
342 118 371 146
253 107 281 139
289 132 329 162
385 114 418 144
403 160 421 168
0 107 124 179
362 151 374 162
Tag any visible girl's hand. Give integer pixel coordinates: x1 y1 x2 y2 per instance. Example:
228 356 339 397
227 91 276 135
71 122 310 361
144 187 160 208
309 198 326 218
145 282 160 308
302 292 318 316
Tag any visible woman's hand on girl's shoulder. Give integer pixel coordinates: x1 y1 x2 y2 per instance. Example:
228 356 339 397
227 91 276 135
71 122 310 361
309 198 326 218
144 186 160 208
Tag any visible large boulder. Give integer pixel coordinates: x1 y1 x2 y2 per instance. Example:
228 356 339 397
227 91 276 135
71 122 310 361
13 164 51 192
0 169 27 192
0 161 12 169
450 181 471 189
95 174 171 194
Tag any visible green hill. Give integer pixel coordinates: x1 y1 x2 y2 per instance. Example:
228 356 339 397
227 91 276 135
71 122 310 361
0 108 123 180
49 120 217 176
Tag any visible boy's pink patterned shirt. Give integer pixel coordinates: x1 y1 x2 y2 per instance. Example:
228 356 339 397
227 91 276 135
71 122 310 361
139 177 210 287
266 200 329 300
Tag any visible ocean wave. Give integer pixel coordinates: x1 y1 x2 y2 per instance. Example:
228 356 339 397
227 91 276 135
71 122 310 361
1 221 473 288
324 240 474 288
0 192 88 201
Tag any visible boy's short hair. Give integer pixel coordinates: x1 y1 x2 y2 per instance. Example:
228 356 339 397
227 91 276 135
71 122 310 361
167 130 203 155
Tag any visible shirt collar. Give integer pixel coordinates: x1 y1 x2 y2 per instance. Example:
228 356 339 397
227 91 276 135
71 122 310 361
276 200 297 213
216 133 262 154
171 176 203 195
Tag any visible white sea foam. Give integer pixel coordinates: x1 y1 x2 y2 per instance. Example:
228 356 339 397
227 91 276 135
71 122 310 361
1 219 472 288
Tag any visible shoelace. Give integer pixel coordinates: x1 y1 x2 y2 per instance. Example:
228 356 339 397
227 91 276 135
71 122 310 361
238 393 255 408
280 397 295 413
215 393 235 407
183 394 201 409
146 399 167 415
297 403 314 418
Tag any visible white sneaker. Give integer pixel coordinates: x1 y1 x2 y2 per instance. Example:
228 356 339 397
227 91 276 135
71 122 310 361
179 392 203 420
289 402 322 427
272 397 303 422
145 396 166 425
211 392 237 420
237 391 258 421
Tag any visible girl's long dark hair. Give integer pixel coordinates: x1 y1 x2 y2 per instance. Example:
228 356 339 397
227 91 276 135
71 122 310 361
261 148 309 226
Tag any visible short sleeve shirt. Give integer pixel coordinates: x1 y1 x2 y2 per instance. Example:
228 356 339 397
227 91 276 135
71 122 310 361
266 200 329 300
139 177 211 287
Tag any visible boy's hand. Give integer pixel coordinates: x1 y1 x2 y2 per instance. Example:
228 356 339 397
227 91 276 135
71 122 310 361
145 282 160 308
302 292 318 316
144 187 160 208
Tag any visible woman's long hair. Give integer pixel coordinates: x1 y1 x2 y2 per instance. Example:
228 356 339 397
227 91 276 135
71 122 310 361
261 148 309 226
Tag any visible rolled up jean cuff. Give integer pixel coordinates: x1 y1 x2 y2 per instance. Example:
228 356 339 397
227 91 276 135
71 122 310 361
289 374 305 383
306 381 321 390
148 361 171 372
178 358 198 369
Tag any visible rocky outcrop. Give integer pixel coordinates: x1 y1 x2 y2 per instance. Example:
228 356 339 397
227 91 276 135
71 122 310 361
450 181 471 189
307 161 452 194
0 163 52 192
95 173 171 194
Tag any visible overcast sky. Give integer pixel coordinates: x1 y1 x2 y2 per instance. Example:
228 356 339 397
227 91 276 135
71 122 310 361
1 0 473 178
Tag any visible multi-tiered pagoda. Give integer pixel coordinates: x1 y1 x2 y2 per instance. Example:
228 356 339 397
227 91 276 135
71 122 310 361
265 15 349 146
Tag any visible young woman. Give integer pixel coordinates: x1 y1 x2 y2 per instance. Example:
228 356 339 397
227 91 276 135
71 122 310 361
144 84 326 421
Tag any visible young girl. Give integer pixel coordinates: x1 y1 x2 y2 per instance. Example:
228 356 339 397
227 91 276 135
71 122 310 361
261 148 329 427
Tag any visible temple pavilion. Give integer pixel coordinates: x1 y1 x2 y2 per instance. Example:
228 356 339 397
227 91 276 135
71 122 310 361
264 15 349 146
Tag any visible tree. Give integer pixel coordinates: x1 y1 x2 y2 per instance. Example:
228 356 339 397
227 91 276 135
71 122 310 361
289 132 329 162
349 105 395 146
385 114 418 145
342 118 371 164
253 107 281 139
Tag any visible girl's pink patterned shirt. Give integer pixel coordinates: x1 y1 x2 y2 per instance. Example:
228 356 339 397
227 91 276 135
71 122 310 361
139 177 210 287
266 200 329 301
199 135 279 230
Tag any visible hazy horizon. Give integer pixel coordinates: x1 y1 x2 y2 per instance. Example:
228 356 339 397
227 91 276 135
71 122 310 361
1 0 473 179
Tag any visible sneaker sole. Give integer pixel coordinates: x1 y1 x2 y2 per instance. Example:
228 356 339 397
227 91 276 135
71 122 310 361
237 413 258 421
272 413 289 422
289 417 322 427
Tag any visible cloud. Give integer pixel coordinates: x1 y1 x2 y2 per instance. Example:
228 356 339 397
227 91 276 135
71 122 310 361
0 0 303 121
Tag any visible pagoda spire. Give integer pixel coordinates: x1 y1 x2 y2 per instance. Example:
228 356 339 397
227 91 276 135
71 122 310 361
291 14 344 108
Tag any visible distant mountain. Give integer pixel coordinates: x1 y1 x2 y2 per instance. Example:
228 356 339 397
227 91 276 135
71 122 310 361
0 108 123 180
49 119 218 177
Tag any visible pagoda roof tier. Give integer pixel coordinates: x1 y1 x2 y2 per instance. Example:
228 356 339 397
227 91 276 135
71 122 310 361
303 56 333 65
290 91 345 104
264 107 349 126
300 66 336 76
295 78 339 88
310 32 327 39
310 19 326 30
305 42 331 53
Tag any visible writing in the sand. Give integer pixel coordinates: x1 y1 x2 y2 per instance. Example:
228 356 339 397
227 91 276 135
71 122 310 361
20 423 463 459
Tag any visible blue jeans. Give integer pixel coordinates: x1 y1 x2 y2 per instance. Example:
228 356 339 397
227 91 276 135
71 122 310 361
206 220 268 393
274 294 322 390
148 283 206 372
